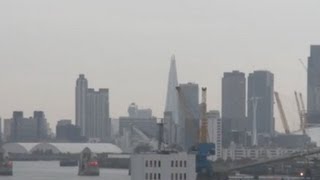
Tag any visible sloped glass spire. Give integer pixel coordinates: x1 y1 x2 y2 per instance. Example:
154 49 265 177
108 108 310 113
165 55 179 124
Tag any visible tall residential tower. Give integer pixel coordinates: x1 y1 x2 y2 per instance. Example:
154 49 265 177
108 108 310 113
76 74 88 136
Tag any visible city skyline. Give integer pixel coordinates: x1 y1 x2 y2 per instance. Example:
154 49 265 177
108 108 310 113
1 0 319 132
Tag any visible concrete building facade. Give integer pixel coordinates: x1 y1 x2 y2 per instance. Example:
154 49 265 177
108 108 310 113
177 83 200 150
76 74 88 136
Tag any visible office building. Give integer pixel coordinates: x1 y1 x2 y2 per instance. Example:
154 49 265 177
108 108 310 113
33 111 48 140
307 45 320 125
177 83 200 150
248 71 274 139
207 110 222 160
56 120 83 142
221 71 247 147
128 103 152 119
86 88 110 141
9 111 48 142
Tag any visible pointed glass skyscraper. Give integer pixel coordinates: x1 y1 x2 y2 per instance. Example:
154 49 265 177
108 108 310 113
165 55 179 124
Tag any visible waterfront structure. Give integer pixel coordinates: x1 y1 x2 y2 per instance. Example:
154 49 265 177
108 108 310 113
130 152 196 180
2 143 122 154
221 71 247 148
177 83 200 150
76 74 88 136
248 71 275 140
86 88 111 141
56 120 83 142
207 110 222 160
75 74 111 142
223 145 300 161
307 45 320 125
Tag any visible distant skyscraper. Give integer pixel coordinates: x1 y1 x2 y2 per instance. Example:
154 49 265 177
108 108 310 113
177 82 200 150
86 88 111 141
221 71 247 147
248 71 274 138
165 55 179 124
307 45 320 125
76 74 88 136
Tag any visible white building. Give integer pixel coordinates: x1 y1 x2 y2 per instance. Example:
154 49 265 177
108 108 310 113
207 110 222 161
222 144 301 161
131 152 196 180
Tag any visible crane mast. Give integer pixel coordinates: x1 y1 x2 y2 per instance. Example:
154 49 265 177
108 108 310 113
274 92 291 134
295 91 306 134
299 93 307 131
199 88 208 144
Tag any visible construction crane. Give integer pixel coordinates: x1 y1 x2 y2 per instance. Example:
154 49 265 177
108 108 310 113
274 92 291 134
295 91 306 134
177 86 215 179
199 88 208 144
299 93 307 130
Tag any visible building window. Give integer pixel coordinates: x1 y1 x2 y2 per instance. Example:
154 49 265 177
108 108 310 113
158 173 161 180
146 161 148 167
154 173 157 180
158 161 161 167
150 160 153 167
180 161 182 167
154 161 157 167
146 173 148 180
184 173 187 180
180 173 182 180
175 173 178 180
171 173 174 180
175 161 178 167
150 173 153 180
184 161 187 167
171 161 174 167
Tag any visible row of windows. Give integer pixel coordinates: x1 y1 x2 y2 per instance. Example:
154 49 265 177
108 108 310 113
145 160 187 168
171 160 187 168
171 173 187 180
145 160 161 167
145 173 161 180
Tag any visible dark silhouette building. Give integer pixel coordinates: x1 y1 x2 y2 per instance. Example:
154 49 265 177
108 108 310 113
56 120 84 142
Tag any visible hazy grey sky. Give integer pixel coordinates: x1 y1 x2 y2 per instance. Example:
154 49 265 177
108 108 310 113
1 0 319 132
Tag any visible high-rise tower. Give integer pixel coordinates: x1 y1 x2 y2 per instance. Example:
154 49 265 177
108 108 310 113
307 45 320 125
76 74 88 136
248 71 274 138
165 55 179 124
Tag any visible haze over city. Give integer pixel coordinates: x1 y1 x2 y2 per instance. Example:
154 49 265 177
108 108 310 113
1 0 320 131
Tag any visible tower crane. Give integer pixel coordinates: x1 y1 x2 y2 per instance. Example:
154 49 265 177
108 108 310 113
177 86 215 178
199 88 209 143
295 91 306 135
299 93 307 130
274 92 291 134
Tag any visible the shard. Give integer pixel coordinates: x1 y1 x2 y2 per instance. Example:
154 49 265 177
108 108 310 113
165 55 179 124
